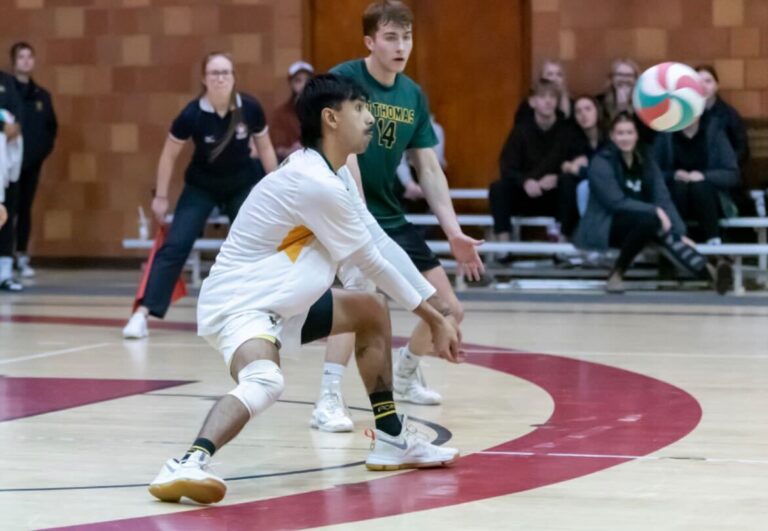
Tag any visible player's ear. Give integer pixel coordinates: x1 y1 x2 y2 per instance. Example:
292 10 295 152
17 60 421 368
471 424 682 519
363 35 375 52
321 107 338 131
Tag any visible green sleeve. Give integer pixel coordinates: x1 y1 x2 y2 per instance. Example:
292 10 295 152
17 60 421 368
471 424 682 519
408 90 438 149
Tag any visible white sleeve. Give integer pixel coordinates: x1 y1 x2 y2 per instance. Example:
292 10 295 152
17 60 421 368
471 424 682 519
297 179 371 262
346 241 423 311
366 220 436 300
337 261 375 291
338 166 377 226
337 165 436 300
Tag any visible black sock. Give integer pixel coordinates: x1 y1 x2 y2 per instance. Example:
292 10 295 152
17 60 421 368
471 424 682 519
369 391 402 436
182 437 216 461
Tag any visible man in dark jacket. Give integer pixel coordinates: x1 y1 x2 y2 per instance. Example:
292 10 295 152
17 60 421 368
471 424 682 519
0 68 23 289
488 79 574 251
10 42 57 278
654 113 739 244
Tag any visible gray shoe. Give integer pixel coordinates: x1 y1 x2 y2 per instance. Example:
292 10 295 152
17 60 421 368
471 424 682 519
604 272 625 294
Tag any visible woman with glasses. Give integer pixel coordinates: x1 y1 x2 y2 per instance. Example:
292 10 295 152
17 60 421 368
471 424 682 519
123 52 278 339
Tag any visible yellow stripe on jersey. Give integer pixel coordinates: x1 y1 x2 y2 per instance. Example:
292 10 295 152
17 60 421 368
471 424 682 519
277 225 315 263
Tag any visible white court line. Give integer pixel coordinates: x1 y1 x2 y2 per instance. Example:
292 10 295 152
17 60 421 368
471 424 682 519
546 350 768 360
0 342 112 366
478 451 768 465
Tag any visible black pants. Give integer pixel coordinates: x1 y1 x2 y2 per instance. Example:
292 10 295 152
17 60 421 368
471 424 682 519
671 180 721 241
609 209 708 277
0 180 20 256
15 161 43 253
488 175 580 236
140 183 253 318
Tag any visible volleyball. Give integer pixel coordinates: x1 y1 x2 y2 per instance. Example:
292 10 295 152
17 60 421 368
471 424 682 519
633 62 706 132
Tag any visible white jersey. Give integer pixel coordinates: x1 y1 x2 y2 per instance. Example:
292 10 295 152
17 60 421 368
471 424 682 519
197 149 371 336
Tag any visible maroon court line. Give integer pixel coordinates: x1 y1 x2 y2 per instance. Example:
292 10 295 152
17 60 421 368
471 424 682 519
40 344 701 530
0 377 193 423
1 314 196 332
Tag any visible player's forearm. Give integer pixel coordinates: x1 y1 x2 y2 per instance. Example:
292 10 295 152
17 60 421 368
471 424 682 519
419 166 463 239
154 154 175 197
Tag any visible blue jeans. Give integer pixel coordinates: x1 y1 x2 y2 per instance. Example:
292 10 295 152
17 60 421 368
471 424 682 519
140 183 252 318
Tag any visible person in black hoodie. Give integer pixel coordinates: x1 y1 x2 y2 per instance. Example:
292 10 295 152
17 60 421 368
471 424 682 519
654 112 739 244
0 68 23 290
575 113 732 294
489 79 573 253
10 42 57 278
696 65 750 171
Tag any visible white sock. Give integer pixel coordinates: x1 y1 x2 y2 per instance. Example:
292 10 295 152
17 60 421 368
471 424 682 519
321 362 345 389
398 345 420 373
0 257 12 281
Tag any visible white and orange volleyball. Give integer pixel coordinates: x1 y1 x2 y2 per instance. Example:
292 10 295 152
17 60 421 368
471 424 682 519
633 62 706 132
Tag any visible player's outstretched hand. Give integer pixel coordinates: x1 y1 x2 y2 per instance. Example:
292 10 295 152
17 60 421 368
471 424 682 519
449 233 485 282
0 204 7 229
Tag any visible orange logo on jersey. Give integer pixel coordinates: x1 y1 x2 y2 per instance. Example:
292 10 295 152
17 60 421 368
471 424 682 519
277 225 315 262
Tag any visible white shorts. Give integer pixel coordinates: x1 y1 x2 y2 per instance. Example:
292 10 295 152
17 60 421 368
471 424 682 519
201 310 308 368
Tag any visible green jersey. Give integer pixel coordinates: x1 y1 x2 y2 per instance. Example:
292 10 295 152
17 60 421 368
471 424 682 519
331 59 438 230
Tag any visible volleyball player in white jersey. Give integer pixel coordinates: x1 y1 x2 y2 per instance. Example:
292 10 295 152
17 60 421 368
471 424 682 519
148 74 462 505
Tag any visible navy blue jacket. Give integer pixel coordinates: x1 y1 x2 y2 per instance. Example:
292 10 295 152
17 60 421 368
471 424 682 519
15 77 57 167
575 142 685 250
653 114 739 191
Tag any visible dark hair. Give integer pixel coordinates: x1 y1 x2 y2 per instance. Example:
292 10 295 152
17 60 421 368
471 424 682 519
695 64 719 83
296 74 369 148
200 52 239 162
10 41 34 64
531 78 561 99
609 111 637 132
362 0 414 37
574 95 606 134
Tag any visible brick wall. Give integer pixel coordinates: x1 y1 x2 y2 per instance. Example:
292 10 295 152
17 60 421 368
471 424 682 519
531 0 768 119
0 0 303 257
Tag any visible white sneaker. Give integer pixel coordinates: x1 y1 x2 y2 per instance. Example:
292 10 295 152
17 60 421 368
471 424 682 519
148 452 226 504
310 384 354 432
394 351 442 405
122 311 148 339
16 255 35 278
365 415 460 471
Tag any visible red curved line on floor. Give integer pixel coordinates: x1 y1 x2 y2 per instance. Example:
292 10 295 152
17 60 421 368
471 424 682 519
12 316 701 531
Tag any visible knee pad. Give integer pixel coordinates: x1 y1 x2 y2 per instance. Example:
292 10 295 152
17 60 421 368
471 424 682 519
228 359 285 418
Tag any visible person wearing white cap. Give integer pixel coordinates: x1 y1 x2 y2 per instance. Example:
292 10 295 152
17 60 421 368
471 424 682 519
269 61 314 160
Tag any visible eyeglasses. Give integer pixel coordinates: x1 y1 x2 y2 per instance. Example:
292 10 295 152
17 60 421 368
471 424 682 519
206 70 234 79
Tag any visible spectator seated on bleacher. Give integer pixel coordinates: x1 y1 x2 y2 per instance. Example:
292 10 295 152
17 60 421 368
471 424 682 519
489 79 574 257
696 65 750 171
561 95 606 234
514 59 573 126
654 113 740 245
575 112 732 295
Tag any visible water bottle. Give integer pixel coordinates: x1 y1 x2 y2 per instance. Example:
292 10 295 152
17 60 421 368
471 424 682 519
138 206 150 240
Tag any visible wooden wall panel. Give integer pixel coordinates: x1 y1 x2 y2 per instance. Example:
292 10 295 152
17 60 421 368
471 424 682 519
307 0 530 190
1 0 304 258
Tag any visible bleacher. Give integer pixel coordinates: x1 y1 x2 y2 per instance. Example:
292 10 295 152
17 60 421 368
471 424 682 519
123 188 768 294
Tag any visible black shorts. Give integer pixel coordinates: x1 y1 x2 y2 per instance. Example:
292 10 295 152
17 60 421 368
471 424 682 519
300 288 334 344
384 223 441 272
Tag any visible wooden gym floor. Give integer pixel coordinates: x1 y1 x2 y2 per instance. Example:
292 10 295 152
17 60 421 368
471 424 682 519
1 270 766 530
